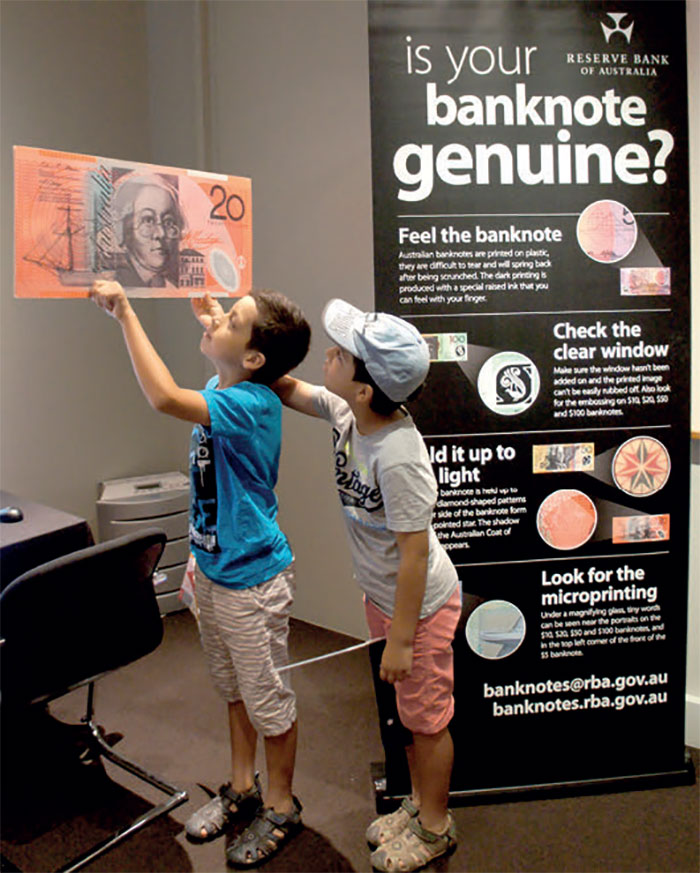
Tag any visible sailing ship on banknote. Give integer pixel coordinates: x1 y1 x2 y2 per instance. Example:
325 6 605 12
22 200 116 286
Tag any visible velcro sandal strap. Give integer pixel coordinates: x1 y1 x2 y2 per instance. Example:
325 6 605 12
408 813 457 847
220 773 262 810
400 797 419 817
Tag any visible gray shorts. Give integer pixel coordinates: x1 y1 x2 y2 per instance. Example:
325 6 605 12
195 561 297 737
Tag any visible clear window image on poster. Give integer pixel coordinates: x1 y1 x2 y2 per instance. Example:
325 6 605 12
465 600 526 660
477 351 540 415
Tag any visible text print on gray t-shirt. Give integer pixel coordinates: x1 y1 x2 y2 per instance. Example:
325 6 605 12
313 387 458 619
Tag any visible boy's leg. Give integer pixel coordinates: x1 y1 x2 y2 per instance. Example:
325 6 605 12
374 589 460 834
253 565 297 814
370 726 455 872
263 719 298 814
196 569 258 793
218 564 298 807
364 598 423 846
404 742 419 805
224 568 303 866
412 726 453 833
229 700 258 792
186 569 263 842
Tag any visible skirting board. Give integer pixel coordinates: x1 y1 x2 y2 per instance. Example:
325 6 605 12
686 693 700 749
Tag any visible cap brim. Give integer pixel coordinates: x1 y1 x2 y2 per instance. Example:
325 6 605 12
321 298 365 357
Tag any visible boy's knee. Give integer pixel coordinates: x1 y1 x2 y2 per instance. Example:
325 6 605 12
398 696 454 736
247 695 297 737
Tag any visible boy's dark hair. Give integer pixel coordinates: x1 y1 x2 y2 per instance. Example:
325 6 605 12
353 356 423 415
247 290 311 385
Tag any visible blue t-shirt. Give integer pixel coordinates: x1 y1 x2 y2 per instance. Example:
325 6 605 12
189 377 292 588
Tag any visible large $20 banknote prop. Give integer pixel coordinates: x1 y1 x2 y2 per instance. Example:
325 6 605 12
14 146 252 298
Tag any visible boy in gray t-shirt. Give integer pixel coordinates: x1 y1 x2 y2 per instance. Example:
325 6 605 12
275 299 460 872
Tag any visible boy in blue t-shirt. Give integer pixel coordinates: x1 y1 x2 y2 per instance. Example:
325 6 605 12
90 280 310 868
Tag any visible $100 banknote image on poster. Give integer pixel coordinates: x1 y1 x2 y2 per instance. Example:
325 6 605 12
368 1 691 795
14 146 252 298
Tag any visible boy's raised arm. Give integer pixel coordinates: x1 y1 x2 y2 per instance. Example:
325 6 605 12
272 375 321 418
91 280 210 426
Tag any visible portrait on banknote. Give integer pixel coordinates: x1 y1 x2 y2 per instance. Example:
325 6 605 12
112 171 183 289
14 146 252 298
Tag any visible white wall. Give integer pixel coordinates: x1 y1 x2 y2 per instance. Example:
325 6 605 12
0 0 197 530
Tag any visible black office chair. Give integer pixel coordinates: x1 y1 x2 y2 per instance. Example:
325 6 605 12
0 528 188 873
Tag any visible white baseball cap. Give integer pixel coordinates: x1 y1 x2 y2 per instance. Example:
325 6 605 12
322 299 430 402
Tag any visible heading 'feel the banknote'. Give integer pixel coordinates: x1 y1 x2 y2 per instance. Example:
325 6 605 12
14 146 252 298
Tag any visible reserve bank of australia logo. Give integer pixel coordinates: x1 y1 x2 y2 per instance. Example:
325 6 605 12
601 12 634 44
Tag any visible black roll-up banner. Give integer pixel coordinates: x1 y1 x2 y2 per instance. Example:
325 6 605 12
368 0 693 798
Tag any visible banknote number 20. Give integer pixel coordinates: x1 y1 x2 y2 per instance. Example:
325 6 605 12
209 185 245 221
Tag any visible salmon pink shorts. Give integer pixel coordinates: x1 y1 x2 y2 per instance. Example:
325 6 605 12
365 586 461 736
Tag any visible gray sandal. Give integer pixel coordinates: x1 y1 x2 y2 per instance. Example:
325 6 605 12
225 796 303 867
366 797 419 847
370 813 457 872
185 775 263 842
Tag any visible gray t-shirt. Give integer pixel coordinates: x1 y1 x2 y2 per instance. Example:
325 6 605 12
313 387 459 619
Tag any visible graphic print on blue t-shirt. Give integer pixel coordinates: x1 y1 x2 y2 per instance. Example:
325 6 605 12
332 426 384 513
189 423 219 552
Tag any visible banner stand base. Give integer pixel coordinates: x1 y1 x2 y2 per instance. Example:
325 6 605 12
371 752 696 814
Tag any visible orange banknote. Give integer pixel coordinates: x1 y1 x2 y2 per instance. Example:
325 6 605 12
14 146 252 298
612 514 670 544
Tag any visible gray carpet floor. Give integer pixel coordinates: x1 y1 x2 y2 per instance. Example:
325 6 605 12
1 610 698 873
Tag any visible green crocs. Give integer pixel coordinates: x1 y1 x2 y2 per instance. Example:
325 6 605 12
370 813 457 872
366 797 419 847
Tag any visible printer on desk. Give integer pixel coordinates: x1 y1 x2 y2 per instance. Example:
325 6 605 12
97 472 189 614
